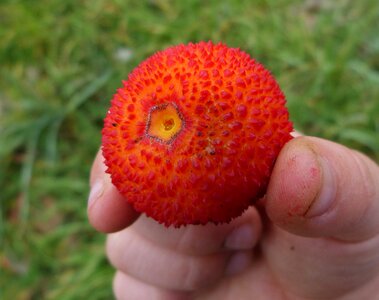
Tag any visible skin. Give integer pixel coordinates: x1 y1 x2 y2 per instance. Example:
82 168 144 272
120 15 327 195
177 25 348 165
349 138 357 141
88 136 379 300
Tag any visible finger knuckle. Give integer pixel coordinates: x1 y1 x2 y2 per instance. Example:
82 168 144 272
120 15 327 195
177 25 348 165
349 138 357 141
179 255 224 291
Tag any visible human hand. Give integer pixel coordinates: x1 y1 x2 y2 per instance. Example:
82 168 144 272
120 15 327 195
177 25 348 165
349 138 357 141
88 136 379 299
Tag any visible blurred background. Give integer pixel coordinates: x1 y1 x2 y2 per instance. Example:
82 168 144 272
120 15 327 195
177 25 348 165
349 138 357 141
1 0 378 299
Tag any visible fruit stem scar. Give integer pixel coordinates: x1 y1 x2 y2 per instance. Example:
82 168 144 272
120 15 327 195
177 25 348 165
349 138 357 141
145 102 185 144
164 118 175 131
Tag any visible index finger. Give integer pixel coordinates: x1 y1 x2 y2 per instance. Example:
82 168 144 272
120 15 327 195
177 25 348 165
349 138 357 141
87 149 140 233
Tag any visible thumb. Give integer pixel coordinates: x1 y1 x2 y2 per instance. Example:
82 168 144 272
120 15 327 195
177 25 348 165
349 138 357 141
88 149 140 233
265 136 379 242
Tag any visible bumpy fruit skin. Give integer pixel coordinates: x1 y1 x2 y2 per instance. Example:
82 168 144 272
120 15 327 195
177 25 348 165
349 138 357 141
102 41 293 227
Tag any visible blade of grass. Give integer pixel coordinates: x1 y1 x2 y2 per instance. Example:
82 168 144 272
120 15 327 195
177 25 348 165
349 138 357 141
65 70 112 114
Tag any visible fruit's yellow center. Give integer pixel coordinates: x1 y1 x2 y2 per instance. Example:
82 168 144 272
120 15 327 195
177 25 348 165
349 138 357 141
146 103 183 143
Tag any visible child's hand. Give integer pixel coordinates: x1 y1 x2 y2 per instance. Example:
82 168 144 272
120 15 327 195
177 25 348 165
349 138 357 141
88 136 379 299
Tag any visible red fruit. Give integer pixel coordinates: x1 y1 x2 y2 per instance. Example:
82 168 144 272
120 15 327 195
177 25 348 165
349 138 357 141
102 41 293 227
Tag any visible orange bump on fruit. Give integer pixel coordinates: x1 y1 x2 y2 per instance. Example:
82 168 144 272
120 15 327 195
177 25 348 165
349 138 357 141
102 41 293 227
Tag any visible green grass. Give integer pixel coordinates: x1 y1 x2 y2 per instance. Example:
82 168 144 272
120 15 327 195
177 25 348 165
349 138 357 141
1 0 378 299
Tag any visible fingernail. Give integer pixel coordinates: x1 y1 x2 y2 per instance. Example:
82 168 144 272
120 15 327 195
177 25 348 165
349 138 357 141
305 155 337 218
225 224 256 250
88 180 104 208
225 252 251 276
